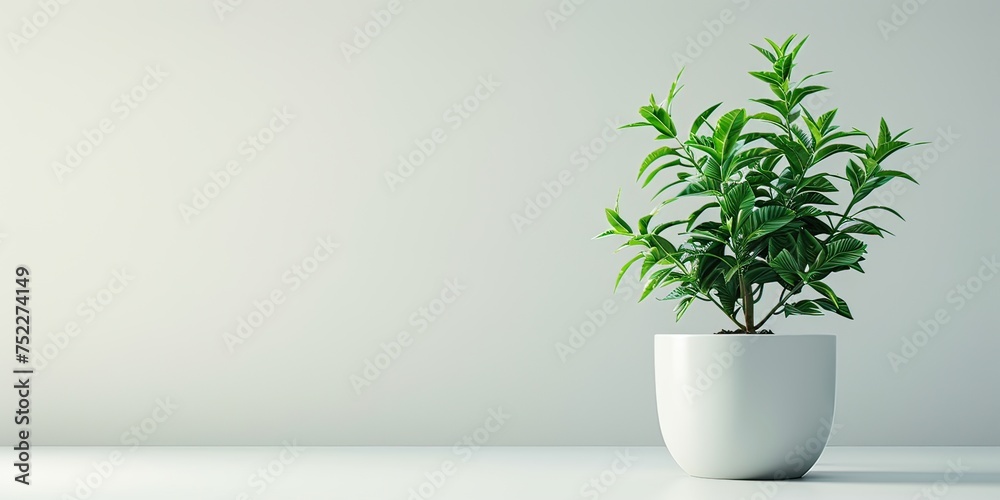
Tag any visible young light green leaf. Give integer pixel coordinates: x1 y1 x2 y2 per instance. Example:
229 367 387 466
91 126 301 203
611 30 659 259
615 254 644 291
605 208 632 234
639 106 677 138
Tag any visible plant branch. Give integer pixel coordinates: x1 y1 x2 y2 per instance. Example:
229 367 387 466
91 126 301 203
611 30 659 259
753 282 805 330
706 293 746 331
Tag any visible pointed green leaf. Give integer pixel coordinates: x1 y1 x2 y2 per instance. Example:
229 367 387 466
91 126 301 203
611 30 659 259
690 102 723 137
713 109 749 159
842 221 891 237
784 300 823 316
808 281 839 304
750 43 777 62
852 205 905 220
743 206 795 241
642 159 685 187
872 169 918 184
878 118 891 145
674 296 695 321
615 254 643 291
815 297 853 319
640 105 676 138
637 146 682 181
817 238 866 271
605 208 632 234
749 71 783 86
813 143 864 163
719 181 755 220
769 248 801 286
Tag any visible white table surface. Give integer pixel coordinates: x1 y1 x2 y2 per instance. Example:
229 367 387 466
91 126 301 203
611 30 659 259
6 446 999 499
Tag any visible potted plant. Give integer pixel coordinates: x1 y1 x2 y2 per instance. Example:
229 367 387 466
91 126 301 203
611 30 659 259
597 35 918 480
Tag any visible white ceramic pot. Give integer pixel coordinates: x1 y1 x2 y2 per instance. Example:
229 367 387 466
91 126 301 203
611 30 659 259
654 334 836 480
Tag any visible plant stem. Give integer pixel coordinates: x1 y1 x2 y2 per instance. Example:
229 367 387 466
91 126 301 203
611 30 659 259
739 272 756 333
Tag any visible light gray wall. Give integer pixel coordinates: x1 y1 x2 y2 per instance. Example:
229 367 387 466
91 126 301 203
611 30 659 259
1 0 997 446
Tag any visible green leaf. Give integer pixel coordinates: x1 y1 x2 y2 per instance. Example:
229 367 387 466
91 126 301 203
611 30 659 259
749 71 783 86
651 219 687 235
842 220 890 237
750 98 788 117
713 109 749 160
637 146 681 181
744 265 779 285
750 44 777 63
817 238 866 272
719 181 755 221
780 34 798 54
798 174 837 193
640 252 660 278
817 109 838 133
808 281 839 304
765 135 811 173
791 125 814 151
743 206 795 241
677 178 721 198
690 102 723 137
872 169 918 184
789 85 827 109
774 55 794 80
724 258 748 284
815 297 853 319
788 35 809 60
686 202 720 231
801 110 823 143
642 159 685 188
853 205 905 221
648 234 677 255
638 214 653 235
619 122 651 129
765 38 784 56
639 268 672 301
846 160 865 193
796 231 824 266
872 140 912 162
814 143 864 163
878 118 891 145
799 70 831 85
816 130 867 149
662 285 695 300
794 192 838 207
851 176 894 206
667 68 685 109
675 296 695 321
640 105 677 138
688 143 724 168
784 300 823 316
769 249 801 285
605 208 632 234
688 229 728 245
750 112 785 129
615 254 643 291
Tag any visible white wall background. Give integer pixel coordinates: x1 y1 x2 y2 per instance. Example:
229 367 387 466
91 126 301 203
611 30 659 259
1 0 998 446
